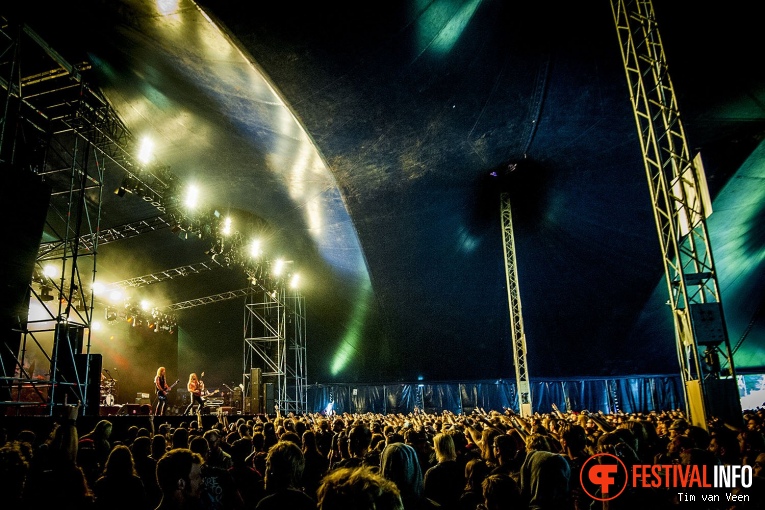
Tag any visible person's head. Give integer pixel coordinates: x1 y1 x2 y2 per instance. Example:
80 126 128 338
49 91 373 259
131 436 152 459
348 423 373 456
203 429 223 453
104 444 137 478
668 418 688 439
157 367 166 377
686 425 711 450
447 428 468 454
230 438 253 466
92 419 113 439
492 434 518 463
172 427 189 449
738 430 765 458
189 436 209 460
482 473 522 510
189 373 198 384
380 442 423 500
265 440 305 491
302 430 318 452
525 433 553 453
151 434 168 460
317 466 403 510
433 432 456 463
155 448 204 504
280 431 301 447
707 432 737 464
464 458 490 491
667 434 694 458
560 424 587 454
754 452 765 478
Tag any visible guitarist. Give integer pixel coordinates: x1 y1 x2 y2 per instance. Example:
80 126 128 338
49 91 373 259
184 372 205 416
154 366 177 416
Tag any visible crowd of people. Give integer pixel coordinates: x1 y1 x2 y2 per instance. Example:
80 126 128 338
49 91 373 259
1 403 764 509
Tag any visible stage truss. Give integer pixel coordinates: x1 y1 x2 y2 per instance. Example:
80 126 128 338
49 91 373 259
243 282 307 414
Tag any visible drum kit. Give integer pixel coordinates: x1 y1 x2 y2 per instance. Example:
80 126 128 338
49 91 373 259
100 378 117 406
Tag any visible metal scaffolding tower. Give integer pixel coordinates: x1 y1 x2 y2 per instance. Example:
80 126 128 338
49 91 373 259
610 0 741 426
0 17 160 416
1 19 107 415
500 192 532 417
243 280 307 415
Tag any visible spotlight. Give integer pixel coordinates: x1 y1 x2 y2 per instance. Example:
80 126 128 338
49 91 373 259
40 285 54 302
114 186 127 197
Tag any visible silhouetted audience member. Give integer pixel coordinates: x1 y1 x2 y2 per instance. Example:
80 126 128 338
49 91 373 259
317 465 404 510
0 440 30 504
189 436 244 510
24 407 94 508
380 442 439 510
302 429 330 498
228 437 265 509
93 444 150 510
131 435 162 509
519 435 571 510
256 440 315 510
482 473 523 510
79 418 114 488
459 458 490 510
155 448 204 510
423 432 463 510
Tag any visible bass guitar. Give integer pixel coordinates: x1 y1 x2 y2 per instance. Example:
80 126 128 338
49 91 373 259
157 379 179 399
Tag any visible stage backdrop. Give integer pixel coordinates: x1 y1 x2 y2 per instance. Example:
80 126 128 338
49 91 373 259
306 375 684 416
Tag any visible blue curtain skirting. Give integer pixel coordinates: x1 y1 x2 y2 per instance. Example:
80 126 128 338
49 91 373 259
305 374 684 415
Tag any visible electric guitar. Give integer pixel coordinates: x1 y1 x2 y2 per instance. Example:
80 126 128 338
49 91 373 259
203 389 221 398
157 379 179 399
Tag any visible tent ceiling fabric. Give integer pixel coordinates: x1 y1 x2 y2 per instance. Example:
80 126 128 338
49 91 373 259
12 0 765 383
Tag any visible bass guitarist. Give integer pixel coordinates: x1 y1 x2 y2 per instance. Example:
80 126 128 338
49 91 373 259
154 366 178 416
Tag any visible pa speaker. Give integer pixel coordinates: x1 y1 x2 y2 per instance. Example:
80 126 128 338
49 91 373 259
263 382 274 414
250 368 262 414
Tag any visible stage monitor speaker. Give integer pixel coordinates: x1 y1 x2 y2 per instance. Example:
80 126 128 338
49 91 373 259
263 382 274 414
232 386 242 412
117 403 151 416
250 368 262 414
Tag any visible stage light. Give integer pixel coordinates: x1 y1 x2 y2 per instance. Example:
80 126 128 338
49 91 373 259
221 217 232 236
290 273 300 289
185 184 199 209
42 264 58 278
40 285 54 302
138 136 153 164
272 258 285 276
249 239 262 258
